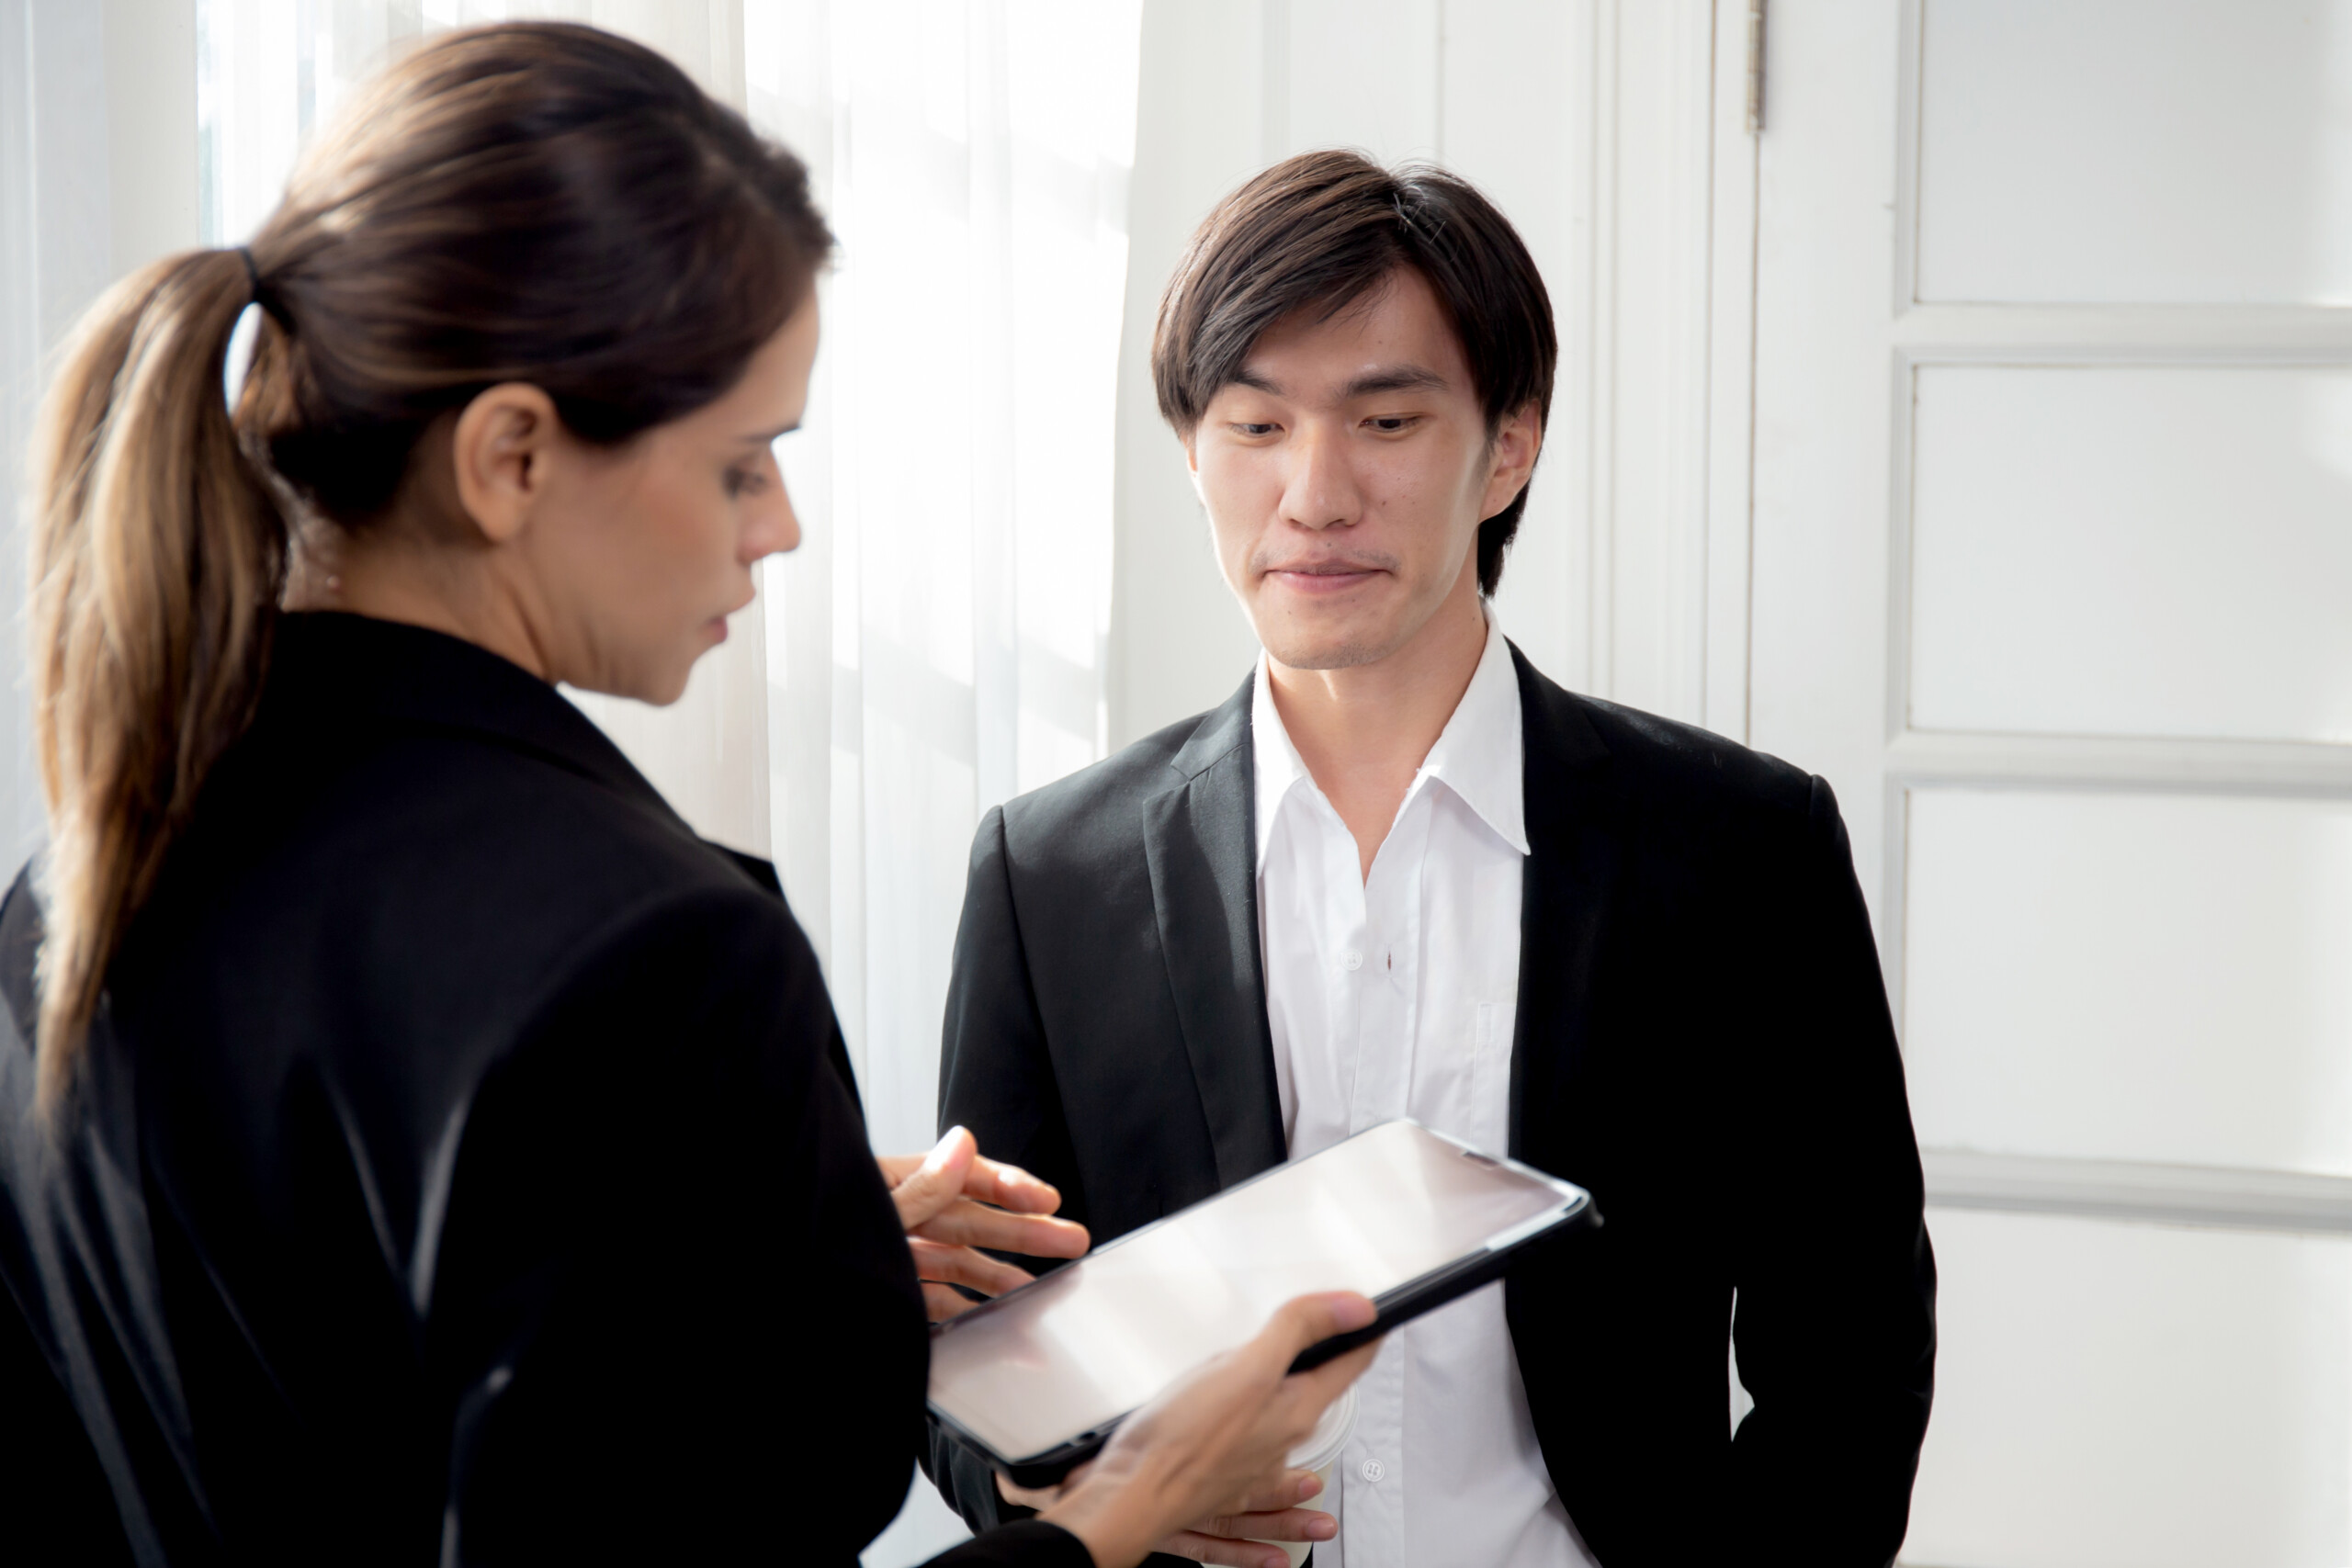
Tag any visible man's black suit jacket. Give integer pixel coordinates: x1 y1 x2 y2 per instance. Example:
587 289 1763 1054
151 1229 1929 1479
929 647 1935 1566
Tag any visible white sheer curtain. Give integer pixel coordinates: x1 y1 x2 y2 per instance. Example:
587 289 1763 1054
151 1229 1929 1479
747 12 1138 1553
746 1 1141 1154
193 3 1141 1170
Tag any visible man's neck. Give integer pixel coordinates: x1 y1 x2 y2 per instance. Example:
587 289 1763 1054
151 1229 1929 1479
1266 574 1489 881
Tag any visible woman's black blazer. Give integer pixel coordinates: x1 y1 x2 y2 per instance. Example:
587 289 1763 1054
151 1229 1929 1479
0 612 1082 1568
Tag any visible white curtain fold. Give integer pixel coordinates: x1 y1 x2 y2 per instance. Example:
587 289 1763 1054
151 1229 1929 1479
748 0 1140 1155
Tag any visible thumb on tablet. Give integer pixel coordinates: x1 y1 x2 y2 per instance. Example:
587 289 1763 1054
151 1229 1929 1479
1260 1292 1381 1404
1264 1291 1376 1358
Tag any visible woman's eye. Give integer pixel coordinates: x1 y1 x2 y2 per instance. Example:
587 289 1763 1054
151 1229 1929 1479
725 468 768 498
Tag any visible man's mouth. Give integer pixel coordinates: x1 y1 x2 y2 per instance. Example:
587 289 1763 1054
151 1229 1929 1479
1264 563 1385 595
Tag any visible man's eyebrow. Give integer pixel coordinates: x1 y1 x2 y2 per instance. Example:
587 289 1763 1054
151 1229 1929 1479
1222 365 1450 402
738 423 798 445
1340 364 1449 399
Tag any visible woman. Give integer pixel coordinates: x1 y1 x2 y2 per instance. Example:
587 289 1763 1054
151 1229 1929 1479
0 23 1367 1567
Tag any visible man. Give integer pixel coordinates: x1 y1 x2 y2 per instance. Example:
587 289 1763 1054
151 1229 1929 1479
927 151 1934 1567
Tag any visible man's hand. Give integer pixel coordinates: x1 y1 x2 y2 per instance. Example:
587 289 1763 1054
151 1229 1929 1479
1000 1468 1336 1568
879 1126 1089 1321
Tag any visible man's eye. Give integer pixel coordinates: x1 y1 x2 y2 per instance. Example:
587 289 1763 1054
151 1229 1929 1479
726 468 768 497
1230 422 1278 437
1367 416 1418 434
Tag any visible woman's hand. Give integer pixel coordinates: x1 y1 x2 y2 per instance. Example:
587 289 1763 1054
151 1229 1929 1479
878 1126 1089 1321
1001 1468 1338 1568
1035 1292 1379 1568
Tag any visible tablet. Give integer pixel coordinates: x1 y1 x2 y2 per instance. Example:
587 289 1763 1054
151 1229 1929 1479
926 1118 1599 1487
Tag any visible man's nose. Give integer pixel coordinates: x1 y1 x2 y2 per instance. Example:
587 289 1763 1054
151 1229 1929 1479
1280 422 1363 530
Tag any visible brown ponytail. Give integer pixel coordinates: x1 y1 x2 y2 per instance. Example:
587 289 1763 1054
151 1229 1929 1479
23 22 832 1108
28 250 288 1109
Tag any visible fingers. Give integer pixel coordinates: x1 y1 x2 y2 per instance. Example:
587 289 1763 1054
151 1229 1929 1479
910 1237 1035 1298
1158 1529 1300 1568
887 1127 978 1232
962 1150 1068 1214
882 1131 1089 1257
1188 1506 1338 1544
911 1201 1090 1258
922 1281 978 1322
1225 1468 1324 1516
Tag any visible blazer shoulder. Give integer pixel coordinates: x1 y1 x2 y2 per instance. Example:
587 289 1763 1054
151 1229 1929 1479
994 702 1231 855
122 715 797 1059
1517 654 1821 830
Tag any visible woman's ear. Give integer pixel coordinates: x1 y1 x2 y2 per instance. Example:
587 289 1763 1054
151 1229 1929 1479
450 383 563 544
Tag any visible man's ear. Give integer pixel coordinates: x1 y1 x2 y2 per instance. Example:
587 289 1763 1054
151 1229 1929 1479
1182 432 1206 504
1480 401 1544 520
450 383 564 545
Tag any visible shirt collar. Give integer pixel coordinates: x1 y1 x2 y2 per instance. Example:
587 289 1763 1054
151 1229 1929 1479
1418 612 1530 856
1251 657 1315 868
1250 609 1529 867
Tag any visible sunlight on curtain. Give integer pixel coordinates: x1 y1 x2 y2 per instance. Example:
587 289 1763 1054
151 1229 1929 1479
747 1 1142 1156
198 3 744 246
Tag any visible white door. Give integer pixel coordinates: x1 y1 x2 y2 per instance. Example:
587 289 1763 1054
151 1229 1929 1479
1750 4 2352 1563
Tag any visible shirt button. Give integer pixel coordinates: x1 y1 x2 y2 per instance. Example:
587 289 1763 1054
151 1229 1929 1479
1359 1457 1385 1483
1340 950 1363 972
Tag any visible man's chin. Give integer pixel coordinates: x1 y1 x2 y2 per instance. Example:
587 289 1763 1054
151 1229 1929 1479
1257 628 1402 673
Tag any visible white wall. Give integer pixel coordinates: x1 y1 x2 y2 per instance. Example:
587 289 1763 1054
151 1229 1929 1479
1109 0 1753 750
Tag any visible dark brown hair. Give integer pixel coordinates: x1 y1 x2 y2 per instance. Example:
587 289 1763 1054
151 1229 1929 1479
27 21 831 1106
1151 150 1556 596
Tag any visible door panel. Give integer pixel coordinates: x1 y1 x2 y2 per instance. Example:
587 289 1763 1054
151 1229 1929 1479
1905 787 2352 1174
1911 366 2352 744
1753 4 2352 1560
1917 0 2352 305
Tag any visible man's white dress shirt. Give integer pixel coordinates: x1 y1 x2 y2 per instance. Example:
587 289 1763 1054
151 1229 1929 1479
1253 615 1597 1568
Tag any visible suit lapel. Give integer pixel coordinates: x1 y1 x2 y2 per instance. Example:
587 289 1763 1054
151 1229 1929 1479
1507 646 1619 1167
1143 678 1287 1190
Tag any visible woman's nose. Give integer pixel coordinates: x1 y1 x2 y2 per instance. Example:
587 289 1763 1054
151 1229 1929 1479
745 473 801 562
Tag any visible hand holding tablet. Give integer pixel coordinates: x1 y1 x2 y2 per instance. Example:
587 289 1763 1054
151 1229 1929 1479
930 1119 1600 1487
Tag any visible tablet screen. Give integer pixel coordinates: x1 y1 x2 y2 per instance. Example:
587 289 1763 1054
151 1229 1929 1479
926 1119 1583 1465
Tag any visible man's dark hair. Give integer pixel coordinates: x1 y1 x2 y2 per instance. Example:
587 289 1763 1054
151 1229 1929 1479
1151 149 1557 596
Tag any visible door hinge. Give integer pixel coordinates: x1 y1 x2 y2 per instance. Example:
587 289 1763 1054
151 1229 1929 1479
1745 0 1767 134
